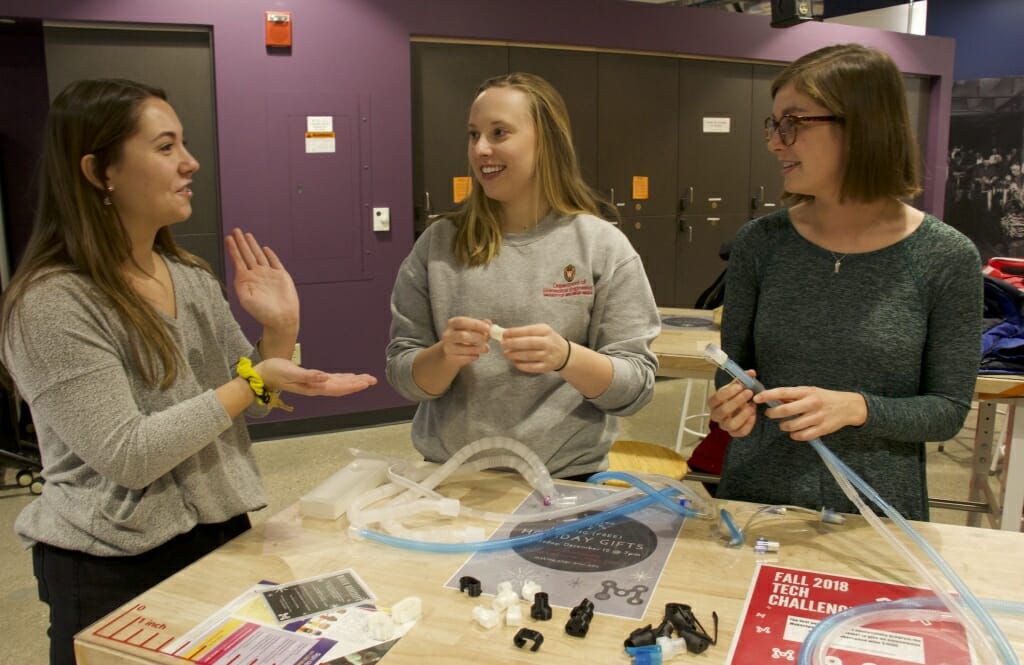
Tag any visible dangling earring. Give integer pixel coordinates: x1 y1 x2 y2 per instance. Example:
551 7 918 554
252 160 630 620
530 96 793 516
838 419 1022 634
103 184 114 206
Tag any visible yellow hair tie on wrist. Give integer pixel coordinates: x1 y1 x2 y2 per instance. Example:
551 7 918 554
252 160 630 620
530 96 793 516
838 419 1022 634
236 357 293 412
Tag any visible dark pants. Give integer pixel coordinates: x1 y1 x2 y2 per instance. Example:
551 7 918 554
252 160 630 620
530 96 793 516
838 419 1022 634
32 513 251 665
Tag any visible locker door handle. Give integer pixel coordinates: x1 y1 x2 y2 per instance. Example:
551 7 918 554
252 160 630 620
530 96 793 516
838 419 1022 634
679 187 694 212
751 185 764 210
679 219 692 242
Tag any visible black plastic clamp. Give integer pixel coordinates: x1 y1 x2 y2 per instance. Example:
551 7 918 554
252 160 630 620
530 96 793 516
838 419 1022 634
624 624 656 648
663 602 718 654
530 592 552 621
565 598 594 637
459 576 482 597
513 628 544 652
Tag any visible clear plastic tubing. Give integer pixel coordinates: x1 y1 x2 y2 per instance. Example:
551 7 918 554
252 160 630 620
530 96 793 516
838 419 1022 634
799 596 1024 665
364 455 641 526
703 343 1018 665
405 437 557 504
355 486 674 553
380 460 652 526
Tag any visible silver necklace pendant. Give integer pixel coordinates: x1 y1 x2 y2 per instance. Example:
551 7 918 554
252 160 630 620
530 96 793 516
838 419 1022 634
830 252 847 274
834 258 842 274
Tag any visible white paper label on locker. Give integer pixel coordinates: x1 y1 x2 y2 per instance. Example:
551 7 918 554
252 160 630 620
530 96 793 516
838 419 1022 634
702 117 731 133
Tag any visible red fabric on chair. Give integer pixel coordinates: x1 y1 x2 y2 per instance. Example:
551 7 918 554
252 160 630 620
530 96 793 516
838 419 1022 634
984 257 1024 291
687 420 730 475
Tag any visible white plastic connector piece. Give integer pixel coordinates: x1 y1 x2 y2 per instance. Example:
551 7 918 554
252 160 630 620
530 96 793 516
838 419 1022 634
496 581 515 595
300 459 390 520
437 497 460 516
505 603 523 627
472 606 500 629
820 507 846 524
493 589 519 611
489 323 506 341
521 580 542 602
367 612 396 640
754 537 780 554
391 596 422 624
703 342 728 368
657 635 687 659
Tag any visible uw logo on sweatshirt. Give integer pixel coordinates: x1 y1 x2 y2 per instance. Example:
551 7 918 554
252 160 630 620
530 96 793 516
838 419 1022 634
543 264 593 297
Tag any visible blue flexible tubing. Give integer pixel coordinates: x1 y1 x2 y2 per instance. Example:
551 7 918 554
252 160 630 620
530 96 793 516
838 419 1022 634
358 479 694 553
719 507 744 546
707 344 1019 665
587 471 701 518
799 596 1024 665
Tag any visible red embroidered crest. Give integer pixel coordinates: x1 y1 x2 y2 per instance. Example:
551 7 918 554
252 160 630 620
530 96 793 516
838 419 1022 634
544 265 592 298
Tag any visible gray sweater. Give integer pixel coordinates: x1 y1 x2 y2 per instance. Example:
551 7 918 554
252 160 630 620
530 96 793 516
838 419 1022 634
7 258 268 555
717 210 983 520
386 213 660 477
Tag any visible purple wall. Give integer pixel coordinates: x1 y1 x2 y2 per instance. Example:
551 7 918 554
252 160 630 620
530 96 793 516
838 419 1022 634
0 0 955 424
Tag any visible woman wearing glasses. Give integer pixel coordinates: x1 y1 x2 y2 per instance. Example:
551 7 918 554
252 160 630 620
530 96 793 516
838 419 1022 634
707 44 982 521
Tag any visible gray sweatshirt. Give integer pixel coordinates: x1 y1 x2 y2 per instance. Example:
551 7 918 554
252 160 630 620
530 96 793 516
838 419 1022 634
386 213 660 477
6 258 268 555
717 210 982 520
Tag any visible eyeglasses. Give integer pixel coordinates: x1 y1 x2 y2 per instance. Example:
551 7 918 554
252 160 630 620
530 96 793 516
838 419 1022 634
764 114 842 147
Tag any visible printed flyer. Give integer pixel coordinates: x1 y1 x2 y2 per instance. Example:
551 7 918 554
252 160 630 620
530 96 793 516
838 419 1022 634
445 483 687 620
728 564 970 664
92 571 410 665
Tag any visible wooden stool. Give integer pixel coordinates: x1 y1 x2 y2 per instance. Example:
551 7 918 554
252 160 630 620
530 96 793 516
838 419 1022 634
606 439 689 486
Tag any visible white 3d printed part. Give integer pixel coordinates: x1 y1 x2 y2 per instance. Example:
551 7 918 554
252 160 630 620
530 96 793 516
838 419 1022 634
299 458 390 520
472 606 500 629
391 596 422 624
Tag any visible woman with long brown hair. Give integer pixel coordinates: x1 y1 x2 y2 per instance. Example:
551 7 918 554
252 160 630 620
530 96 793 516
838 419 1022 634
0 78 376 664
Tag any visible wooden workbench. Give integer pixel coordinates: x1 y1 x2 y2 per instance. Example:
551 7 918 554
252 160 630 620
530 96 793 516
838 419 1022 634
74 471 1024 664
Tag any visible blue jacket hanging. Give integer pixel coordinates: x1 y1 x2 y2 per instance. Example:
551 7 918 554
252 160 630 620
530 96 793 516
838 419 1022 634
980 274 1024 374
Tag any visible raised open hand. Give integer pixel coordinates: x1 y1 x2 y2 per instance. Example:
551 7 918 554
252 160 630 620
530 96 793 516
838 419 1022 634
226 228 299 330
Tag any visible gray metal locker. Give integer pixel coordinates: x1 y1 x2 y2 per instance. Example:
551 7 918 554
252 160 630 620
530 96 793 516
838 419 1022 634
411 42 508 233
598 52 679 304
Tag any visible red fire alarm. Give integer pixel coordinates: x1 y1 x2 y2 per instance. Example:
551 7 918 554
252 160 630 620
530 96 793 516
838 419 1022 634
265 11 292 48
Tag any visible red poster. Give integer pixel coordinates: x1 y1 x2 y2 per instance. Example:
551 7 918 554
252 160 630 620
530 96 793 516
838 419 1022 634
727 564 971 664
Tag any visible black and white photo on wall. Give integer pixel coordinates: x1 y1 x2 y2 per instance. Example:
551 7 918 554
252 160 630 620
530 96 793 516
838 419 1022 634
945 75 1024 261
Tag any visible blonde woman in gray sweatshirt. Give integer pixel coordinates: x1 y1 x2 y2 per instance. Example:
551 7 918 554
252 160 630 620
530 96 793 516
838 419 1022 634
387 73 659 480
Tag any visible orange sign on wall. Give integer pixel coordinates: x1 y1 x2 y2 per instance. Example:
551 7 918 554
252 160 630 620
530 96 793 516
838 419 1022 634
632 176 649 200
452 177 471 203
